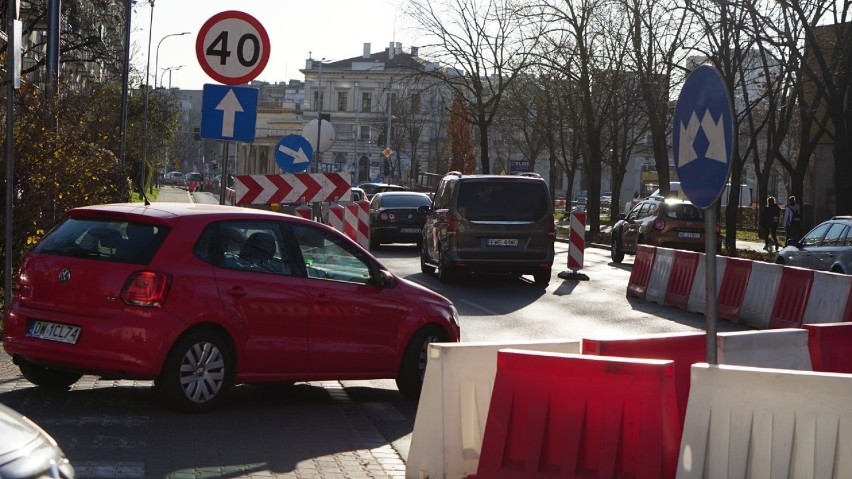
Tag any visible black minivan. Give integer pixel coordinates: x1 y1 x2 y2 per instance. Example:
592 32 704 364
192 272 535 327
420 172 555 285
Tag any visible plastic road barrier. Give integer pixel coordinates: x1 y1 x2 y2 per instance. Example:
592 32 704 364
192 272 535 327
665 250 701 310
804 322 852 373
406 340 581 479
567 211 585 272
767 266 814 329
476 350 680 479
678 364 852 478
627 245 657 300
802 272 852 325
687 254 726 314
646 247 675 305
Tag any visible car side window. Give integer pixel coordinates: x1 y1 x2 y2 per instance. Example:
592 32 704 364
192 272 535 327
194 221 292 275
821 223 847 247
627 203 644 221
800 223 831 248
645 203 659 218
289 224 372 285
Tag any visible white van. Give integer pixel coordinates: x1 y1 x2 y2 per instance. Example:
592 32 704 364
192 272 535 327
650 182 752 207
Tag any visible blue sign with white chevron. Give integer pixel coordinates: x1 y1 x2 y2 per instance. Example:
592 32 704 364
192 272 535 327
673 64 734 209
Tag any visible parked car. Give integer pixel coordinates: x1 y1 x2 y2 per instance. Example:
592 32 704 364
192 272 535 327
776 216 852 274
185 172 204 192
350 187 367 202
369 191 432 248
357 182 407 200
163 171 184 186
610 197 720 263
0 403 75 478
2 203 461 412
421 172 555 285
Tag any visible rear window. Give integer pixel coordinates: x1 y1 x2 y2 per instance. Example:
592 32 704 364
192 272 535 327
32 218 169 264
456 181 549 221
186 173 203 181
662 203 703 220
380 194 431 208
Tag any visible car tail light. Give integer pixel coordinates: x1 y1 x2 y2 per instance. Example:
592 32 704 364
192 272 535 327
380 212 389 221
547 215 555 238
654 218 666 230
448 212 458 236
120 271 171 308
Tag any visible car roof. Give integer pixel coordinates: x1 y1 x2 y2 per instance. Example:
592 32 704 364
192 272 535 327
374 191 429 197
66 202 313 228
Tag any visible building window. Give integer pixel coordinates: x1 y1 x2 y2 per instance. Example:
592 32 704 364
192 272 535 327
361 92 371 112
313 91 324 111
411 93 421 113
337 92 347 112
359 125 371 141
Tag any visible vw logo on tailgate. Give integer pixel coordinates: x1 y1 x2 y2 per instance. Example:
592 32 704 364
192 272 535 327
58 268 71 283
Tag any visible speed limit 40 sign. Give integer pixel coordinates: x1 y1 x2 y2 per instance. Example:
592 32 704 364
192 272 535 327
196 10 270 85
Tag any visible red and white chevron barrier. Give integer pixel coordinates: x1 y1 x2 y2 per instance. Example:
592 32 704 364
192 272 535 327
234 172 351 206
343 201 370 250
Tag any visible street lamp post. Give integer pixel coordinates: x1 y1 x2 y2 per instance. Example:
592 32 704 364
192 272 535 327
140 0 155 196
160 65 184 89
155 31 190 88
354 81 359 184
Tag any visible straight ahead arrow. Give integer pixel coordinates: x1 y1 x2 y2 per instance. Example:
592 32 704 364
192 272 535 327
216 89 244 137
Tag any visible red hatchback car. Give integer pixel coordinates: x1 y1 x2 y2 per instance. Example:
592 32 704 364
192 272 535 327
3 203 460 412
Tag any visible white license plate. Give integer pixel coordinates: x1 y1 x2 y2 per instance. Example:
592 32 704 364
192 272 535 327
27 321 81 344
677 231 701 239
487 238 519 247
400 228 421 234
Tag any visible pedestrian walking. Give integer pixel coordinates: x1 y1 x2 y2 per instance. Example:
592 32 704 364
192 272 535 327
760 196 782 251
784 195 803 246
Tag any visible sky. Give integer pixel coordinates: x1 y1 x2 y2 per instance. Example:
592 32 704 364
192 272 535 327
130 0 419 90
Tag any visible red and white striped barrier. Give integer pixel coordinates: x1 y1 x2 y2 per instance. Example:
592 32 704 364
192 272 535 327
294 204 312 220
327 204 345 232
344 200 370 250
568 211 585 271
629 245 852 329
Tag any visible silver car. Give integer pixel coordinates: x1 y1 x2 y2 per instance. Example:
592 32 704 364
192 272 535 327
0 403 74 478
776 216 852 274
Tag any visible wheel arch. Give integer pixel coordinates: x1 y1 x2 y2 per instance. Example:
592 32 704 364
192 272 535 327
160 322 238 375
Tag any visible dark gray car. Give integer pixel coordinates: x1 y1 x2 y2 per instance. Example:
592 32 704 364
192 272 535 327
420 172 555 285
776 216 852 274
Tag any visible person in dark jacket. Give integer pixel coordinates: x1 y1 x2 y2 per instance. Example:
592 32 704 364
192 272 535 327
783 196 802 246
761 196 782 251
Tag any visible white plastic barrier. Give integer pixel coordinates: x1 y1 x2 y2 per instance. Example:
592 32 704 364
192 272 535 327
406 340 581 479
803 272 852 325
678 364 852 478
646 247 676 305
717 329 812 370
686 254 726 314
738 262 782 329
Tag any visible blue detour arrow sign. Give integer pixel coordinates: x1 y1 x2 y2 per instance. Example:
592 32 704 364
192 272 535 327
673 64 734 209
275 135 313 173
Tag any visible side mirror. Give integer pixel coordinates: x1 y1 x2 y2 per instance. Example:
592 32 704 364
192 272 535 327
373 269 396 288
617 213 627 221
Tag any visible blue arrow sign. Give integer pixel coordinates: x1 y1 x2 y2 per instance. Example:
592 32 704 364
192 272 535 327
275 135 314 173
200 84 258 142
672 64 734 209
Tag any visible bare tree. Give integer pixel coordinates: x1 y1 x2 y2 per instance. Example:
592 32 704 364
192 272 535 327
404 0 541 173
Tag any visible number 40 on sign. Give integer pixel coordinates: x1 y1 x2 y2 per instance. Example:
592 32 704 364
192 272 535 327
195 10 271 86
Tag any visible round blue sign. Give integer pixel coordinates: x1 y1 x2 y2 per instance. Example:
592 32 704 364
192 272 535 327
673 64 734 209
275 134 314 173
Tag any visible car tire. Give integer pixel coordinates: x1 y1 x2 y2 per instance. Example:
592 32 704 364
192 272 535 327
156 329 234 413
17 358 82 389
437 248 455 283
611 234 625 263
420 247 436 275
533 269 551 286
395 326 449 399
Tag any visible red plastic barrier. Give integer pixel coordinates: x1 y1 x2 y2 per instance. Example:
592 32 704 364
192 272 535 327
664 250 700 310
476 350 680 479
803 323 852 373
627 245 657 300
717 257 752 322
768 267 814 329
582 332 705 424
